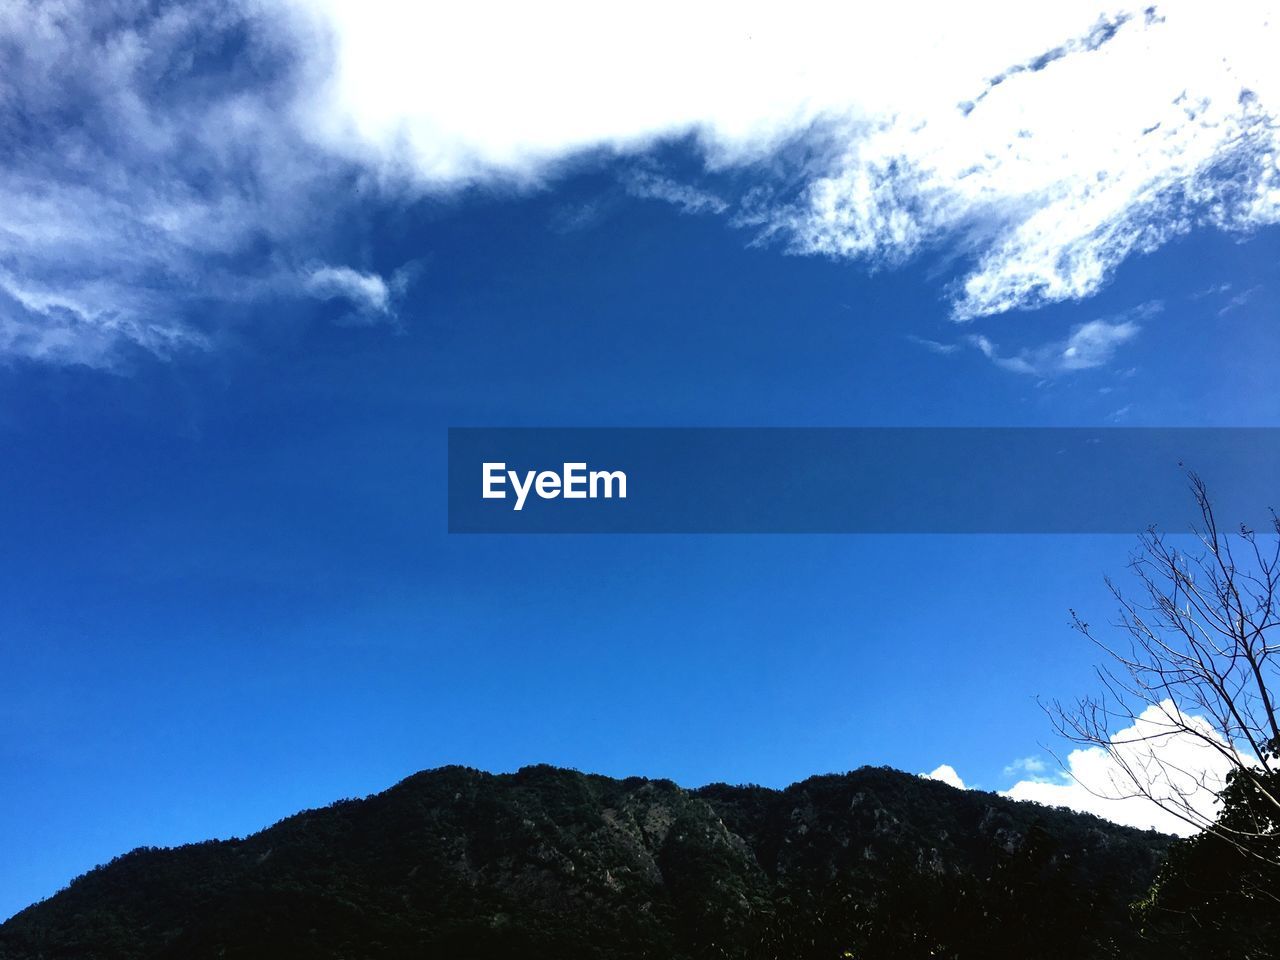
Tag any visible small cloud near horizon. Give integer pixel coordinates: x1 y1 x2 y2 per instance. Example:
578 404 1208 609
939 701 1243 836
920 764 967 790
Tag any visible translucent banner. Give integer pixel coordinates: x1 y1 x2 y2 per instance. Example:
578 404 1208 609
447 428 1280 533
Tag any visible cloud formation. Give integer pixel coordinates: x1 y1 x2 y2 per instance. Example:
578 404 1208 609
999 702 1240 835
3 0 1278 365
921 764 967 790
623 170 729 216
968 301 1156 376
933 702 1250 835
294 0 1280 318
906 335 963 356
1002 756 1048 778
762 5 1279 318
0 0 401 366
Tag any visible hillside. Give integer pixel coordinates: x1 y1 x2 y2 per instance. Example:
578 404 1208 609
0 765 1171 960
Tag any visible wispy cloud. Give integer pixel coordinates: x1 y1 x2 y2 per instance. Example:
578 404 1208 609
967 302 1155 377
300 264 414 325
623 170 729 216
906 335 962 356
1002 755 1048 779
766 6 1280 319
548 200 609 235
1059 317 1144 370
1190 282 1234 301
0 0 402 367
1216 284 1262 317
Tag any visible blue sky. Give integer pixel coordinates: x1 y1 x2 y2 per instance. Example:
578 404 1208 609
2 0 1279 921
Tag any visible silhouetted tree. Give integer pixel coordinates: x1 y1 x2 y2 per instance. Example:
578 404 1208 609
1055 476 1280 956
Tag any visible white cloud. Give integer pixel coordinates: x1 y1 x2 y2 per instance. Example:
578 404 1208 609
999 702 1242 836
548 200 608 235
1002 756 1048 778
623 170 729 216
969 333 1041 376
0 269 205 369
967 302 1153 376
906 335 962 355
1216 284 1263 317
934 702 1254 835
5 0 1279 364
921 764 967 790
291 0 1280 319
303 265 393 317
1058 318 1142 370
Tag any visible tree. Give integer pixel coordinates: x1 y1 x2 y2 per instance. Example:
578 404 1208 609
1052 475 1280 955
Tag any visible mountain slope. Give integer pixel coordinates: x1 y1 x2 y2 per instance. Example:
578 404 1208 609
0 765 1170 960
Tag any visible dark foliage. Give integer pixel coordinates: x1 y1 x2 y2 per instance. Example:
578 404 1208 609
1136 766 1280 959
0 765 1171 960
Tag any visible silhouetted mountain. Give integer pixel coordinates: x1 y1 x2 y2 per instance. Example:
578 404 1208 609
0 765 1171 960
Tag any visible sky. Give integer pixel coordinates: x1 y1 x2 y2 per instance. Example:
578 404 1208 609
2 0 1279 921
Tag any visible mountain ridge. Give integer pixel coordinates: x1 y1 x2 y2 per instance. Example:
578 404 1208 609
0 763 1172 959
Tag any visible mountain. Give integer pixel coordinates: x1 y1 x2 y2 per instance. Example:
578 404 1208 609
0 765 1171 960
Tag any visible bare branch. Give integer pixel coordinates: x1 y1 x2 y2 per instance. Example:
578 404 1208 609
1052 475 1280 867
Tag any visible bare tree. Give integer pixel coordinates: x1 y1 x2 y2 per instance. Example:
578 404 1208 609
1050 475 1280 867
